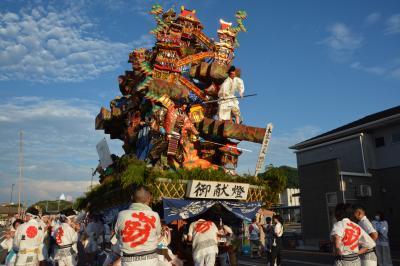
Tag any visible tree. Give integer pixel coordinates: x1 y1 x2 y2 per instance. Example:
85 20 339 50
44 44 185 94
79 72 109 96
258 165 299 206
259 166 287 206
278 165 299 188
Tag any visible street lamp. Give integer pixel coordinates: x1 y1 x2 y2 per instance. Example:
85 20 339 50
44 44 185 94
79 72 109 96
91 168 95 190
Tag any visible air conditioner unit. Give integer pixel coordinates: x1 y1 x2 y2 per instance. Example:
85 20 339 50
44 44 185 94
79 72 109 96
357 185 372 197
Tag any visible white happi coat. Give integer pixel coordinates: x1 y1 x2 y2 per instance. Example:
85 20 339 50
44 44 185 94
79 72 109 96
218 76 244 120
331 218 376 266
188 219 218 263
358 216 377 266
36 218 49 261
13 218 44 266
115 203 161 266
54 223 78 266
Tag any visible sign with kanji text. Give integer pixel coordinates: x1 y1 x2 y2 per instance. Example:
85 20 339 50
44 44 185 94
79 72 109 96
186 180 249 200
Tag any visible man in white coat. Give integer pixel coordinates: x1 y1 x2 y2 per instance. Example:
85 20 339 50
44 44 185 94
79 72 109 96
353 205 378 266
187 218 218 266
218 66 244 124
331 204 376 266
115 186 161 266
53 209 79 266
13 207 45 266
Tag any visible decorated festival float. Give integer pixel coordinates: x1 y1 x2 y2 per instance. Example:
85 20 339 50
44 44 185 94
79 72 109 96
75 4 277 259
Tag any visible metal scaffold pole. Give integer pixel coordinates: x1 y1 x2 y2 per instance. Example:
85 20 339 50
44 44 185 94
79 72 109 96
18 130 23 215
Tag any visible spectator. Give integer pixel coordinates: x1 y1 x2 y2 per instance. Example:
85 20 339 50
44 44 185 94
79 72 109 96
331 203 375 266
249 218 261 258
372 211 393 266
270 215 284 266
1 219 23 266
85 215 104 264
263 217 274 265
217 220 233 266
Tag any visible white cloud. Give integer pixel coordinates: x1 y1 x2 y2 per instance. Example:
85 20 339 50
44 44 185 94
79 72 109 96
236 126 321 174
322 23 363 50
101 0 180 16
349 61 400 80
0 97 124 203
320 23 363 62
350 62 386 76
389 67 400 79
0 6 152 82
0 178 91 204
364 13 381 25
384 14 400 35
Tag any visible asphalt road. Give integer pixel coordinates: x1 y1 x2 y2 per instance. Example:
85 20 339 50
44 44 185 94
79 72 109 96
238 249 400 266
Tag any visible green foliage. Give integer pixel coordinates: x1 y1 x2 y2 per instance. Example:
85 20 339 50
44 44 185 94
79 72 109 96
75 155 273 212
279 165 299 188
257 165 299 206
150 4 164 15
120 160 147 188
259 167 286 205
73 197 87 210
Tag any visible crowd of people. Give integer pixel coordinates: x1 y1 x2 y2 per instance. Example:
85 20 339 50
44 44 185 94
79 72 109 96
0 190 394 266
331 203 393 266
0 186 247 266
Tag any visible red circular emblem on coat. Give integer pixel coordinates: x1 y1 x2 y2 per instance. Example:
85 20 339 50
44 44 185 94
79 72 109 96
26 226 38 238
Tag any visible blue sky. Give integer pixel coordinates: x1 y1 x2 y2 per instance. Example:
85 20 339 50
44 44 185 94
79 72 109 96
0 0 399 204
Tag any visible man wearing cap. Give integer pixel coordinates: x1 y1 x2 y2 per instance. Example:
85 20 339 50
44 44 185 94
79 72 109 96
115 186 161 266
218 66 244 124
13 207 45 266
53 209 79 266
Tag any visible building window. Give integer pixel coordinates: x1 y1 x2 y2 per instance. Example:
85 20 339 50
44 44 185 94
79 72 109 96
392 132 400 144
375 137 385 148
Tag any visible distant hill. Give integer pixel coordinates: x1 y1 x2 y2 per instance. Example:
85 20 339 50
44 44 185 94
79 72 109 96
260 165 299 189
30 200 73 213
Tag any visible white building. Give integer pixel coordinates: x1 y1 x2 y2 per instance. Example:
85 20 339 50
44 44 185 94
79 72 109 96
279 188 300 207
274 188 301 223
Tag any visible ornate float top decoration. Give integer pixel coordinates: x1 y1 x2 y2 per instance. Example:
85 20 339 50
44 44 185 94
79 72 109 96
96 4 269 176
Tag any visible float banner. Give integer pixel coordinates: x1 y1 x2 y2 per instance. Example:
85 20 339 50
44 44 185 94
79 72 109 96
162 198 261 224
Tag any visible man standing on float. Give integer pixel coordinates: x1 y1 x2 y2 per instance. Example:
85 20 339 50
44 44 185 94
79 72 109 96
218 66 244 124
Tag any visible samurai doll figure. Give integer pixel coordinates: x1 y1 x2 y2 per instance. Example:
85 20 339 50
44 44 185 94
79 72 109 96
218 66 245 124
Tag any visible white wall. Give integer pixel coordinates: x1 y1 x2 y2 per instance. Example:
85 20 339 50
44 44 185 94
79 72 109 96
279 188 300 207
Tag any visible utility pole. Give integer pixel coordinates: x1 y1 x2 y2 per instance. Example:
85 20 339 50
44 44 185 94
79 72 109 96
18 131 23 215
